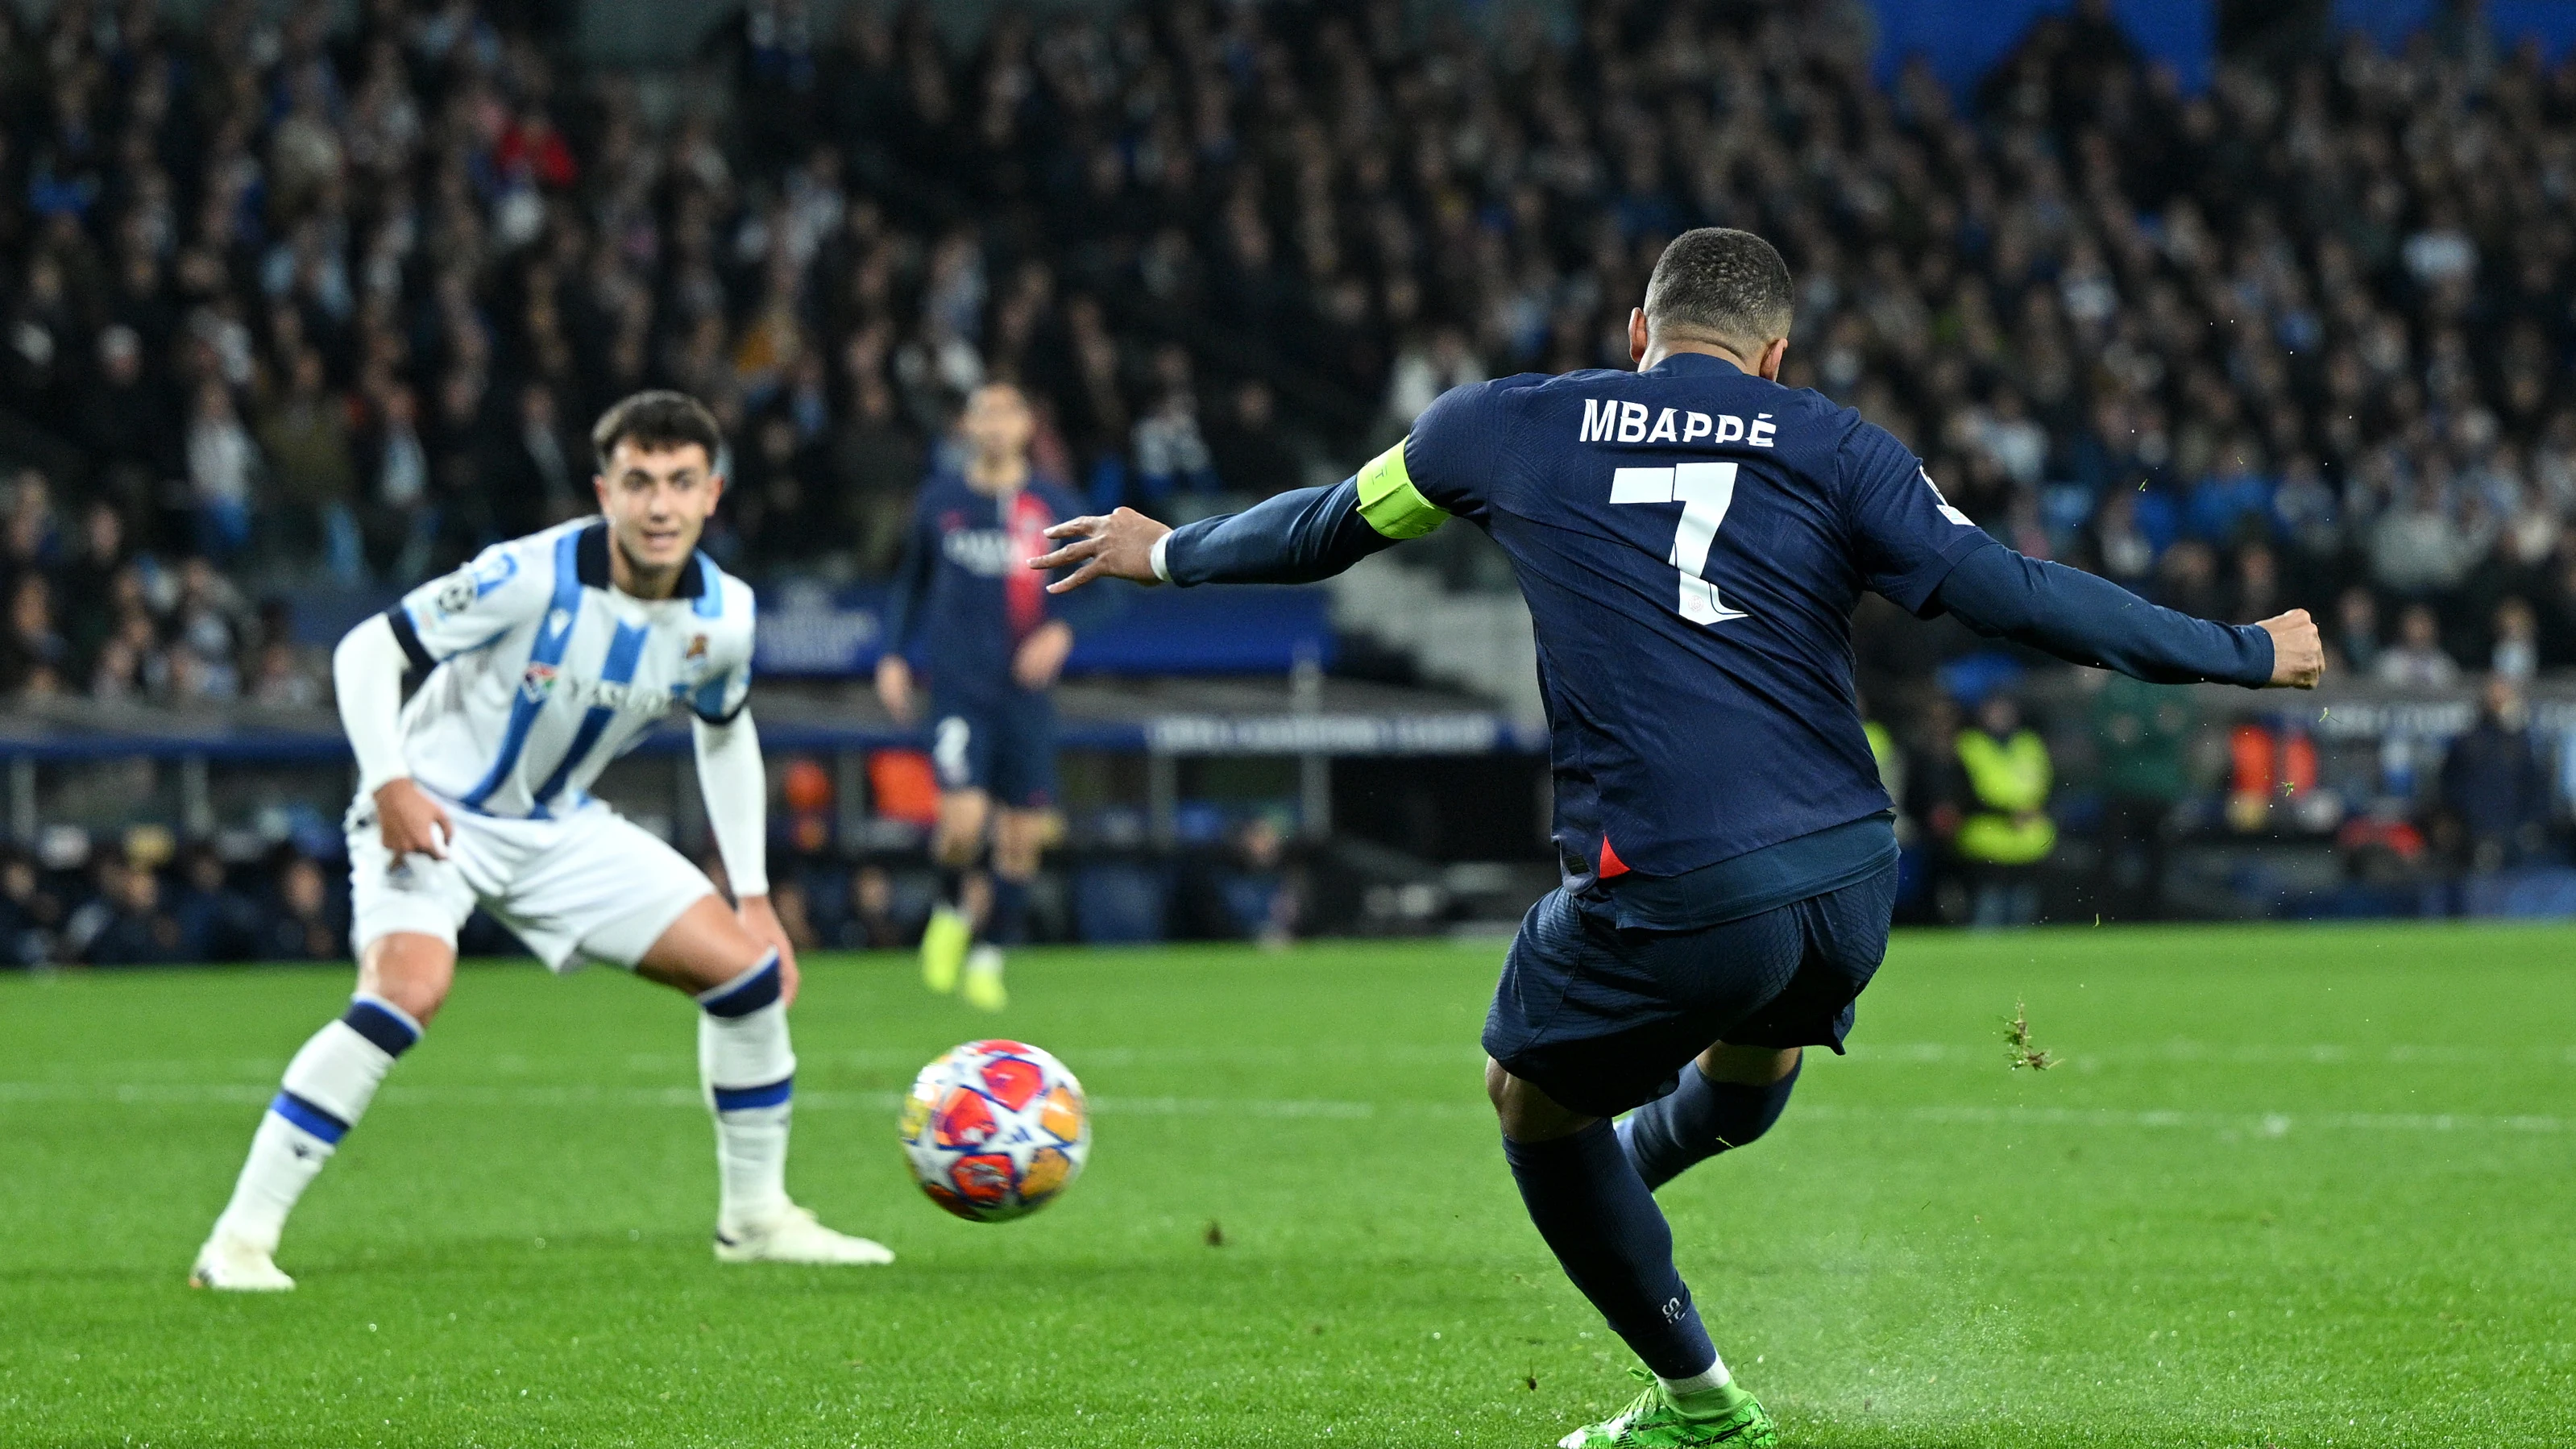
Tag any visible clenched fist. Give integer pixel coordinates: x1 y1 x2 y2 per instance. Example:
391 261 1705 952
2257 609 2324 689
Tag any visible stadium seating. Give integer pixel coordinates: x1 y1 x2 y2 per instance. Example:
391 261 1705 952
4 0 2575 959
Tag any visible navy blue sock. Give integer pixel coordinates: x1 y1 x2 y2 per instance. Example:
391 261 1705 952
1619 1056 1802 1192
1502 1119 1716 1379
989 875 1031 946
935 866 965 911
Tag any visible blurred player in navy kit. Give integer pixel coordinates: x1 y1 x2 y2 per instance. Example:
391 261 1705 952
1036 229 2323 1447
876 383 1081 1011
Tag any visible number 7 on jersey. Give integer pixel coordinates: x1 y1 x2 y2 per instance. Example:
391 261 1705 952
1612 462 1747 625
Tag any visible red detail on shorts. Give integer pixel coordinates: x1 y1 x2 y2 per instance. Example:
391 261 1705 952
978 1057 1043 1111
1598 837 1629 878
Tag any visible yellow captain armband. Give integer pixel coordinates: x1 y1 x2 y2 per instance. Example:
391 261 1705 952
1354 438 1449 539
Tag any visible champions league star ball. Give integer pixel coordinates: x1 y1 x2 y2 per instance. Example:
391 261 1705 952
899 1040 1090 1222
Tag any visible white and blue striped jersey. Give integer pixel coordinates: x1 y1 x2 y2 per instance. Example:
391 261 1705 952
383 518 756 820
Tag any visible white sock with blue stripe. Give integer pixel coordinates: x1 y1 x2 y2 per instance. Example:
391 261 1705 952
698 952 795 1237
212 996 421 1253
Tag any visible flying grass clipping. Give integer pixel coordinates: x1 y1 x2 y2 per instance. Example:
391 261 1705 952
2005 1000 2058 1071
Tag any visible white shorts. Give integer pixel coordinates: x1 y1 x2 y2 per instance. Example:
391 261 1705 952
346 795 716 971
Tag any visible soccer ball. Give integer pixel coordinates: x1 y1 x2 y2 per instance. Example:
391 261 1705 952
898 1039 1090 1222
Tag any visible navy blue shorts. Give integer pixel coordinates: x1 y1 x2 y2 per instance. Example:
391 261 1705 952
1481 860 1898 1119
929 689 1057 810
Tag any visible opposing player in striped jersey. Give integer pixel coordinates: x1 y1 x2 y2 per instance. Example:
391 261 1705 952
191 392 893 1290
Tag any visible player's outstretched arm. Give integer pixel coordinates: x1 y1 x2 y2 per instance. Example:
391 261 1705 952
1931 542 2323 688
334 613 452 859
2252 609 2325 686
1029 506 1168 591
693 708 799 1004
1032 480 1401 593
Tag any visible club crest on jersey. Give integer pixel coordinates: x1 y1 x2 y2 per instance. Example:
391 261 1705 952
686 633 708 660
519 662 559 703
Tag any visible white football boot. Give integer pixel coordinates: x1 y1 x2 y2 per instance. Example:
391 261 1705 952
713 1204 895 1266
189 1231 296 1291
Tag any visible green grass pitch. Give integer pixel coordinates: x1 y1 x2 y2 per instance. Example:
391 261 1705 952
4 925 2573 1447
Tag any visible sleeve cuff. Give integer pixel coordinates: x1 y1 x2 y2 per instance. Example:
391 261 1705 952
384 606 437 675
2238 623 2276 687
1149 531 1173 583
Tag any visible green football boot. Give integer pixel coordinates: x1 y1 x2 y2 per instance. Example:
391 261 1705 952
919 905 971 994
960 944 1009 1012
1555 1369 1777 1448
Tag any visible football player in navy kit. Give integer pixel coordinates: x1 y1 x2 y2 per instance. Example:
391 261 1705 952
877 382 1083 1012
1033 230 2321 1447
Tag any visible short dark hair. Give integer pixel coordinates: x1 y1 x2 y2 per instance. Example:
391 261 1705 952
1642 228 1794 348
591 390 724 472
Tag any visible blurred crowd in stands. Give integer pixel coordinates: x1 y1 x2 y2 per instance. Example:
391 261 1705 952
4 832 348 966
2 806 1309 966
6 0 2576 956
1 0 2571 698
1876 660 2576 928
1836 3 2576 696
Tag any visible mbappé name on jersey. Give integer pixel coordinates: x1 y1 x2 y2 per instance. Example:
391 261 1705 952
1390 354 1990 886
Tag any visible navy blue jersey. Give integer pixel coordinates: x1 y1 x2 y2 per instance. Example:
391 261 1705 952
883 471 1085 700
1385 353 1989 884
1159 351 2271 913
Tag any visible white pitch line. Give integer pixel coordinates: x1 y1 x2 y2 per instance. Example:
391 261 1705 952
0 1083 2559 1135
1840 1041 2576 1067
0 1081 1375 1119
35 1040 2575 1081
1790 1102 2567 1136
